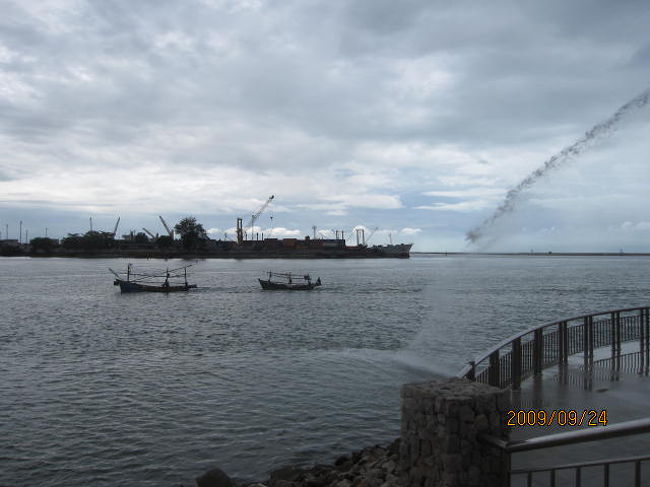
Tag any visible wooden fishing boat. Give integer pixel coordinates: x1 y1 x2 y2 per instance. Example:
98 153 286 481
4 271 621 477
258 271 321 290
110 264 197 293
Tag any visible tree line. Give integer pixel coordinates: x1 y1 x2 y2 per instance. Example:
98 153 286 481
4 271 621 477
18 216 209 253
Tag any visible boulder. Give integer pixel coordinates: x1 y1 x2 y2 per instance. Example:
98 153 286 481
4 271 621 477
269 466 306 486
196 467 235 487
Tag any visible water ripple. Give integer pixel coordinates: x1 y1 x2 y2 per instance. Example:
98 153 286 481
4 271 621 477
1 256 649 485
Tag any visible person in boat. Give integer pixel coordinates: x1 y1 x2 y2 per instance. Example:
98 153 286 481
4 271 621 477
316 277 321 286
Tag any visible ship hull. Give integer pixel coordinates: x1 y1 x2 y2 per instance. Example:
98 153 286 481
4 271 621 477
52 241 413 259
116 280 197 293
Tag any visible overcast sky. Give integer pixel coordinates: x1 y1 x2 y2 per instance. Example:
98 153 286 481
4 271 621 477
1 0 650 251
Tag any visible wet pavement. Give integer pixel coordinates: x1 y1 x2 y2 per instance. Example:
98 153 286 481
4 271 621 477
508 344 650 486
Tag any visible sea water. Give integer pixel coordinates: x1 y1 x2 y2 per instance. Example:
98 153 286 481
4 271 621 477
1 255 649 485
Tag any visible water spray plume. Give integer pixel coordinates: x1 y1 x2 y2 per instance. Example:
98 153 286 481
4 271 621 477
466 88 650 244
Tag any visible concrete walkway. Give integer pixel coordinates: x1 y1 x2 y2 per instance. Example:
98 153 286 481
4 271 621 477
509 346 650 486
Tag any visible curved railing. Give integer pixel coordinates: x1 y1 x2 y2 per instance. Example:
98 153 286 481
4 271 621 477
458 306 650 389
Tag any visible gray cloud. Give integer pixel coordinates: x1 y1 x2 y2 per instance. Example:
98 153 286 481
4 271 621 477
2 0 650 250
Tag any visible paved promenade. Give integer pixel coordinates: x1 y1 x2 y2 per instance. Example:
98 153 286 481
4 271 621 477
509 346 650 485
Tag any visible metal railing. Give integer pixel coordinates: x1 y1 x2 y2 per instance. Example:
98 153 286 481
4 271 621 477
482 418 650 487
457 306 650 485
458 306 650 389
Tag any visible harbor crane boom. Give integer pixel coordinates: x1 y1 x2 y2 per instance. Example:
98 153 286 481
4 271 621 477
142 228 156 239
111 217 120 237
246 195 274 237
365 227 379 245
159 216 174 238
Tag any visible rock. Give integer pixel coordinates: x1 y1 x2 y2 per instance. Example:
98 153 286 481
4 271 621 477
334 455 349 466
387 439 400 458
269 466 306 487
203 437 403 487
270 481 295 487
302 465 337 487
196 467 235 487
380 474 400 487
381 460 396 474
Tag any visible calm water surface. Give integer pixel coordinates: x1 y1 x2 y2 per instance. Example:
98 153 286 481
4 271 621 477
1 255 649 485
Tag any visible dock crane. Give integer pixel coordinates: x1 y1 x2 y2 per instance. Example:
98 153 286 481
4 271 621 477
354 226 379 246
159 216 174 239
237 195 274 244
365 227 379 245
247 195 274 238
142 228 156 240
111 217 120 238
355 227 364 246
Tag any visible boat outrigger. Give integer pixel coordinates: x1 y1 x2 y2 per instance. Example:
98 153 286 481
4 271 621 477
259 271 322 290
110 264 197 293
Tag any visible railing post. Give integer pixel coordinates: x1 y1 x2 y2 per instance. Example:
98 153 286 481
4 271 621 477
559 322 568 364
534 329 543 375
582 316 590 360
639 308 650 352
467 361 476 381
639 308 650 375
640 309 646 356
558 322 564 365
588 316 594 358
644 308 649 352
583 316 594 359
512 338 522 390
641 308 650 375
562 321 569 364
615 311 621 353
489 350 500 387
611 312 617 358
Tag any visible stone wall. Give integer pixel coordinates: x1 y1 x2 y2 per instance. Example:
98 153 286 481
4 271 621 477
400 378 510 487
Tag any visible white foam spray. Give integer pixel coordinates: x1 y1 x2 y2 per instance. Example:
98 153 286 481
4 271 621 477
466 88 650 244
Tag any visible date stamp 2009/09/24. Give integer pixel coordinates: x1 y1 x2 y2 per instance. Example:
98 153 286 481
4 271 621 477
506 409 608 427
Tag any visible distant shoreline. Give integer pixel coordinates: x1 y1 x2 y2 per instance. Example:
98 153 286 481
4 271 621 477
413 251 650 257
2 251 649 258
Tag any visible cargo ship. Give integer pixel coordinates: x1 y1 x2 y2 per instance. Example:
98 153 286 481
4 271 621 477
205 217 412 258
31 236 412 259
201 236 412 259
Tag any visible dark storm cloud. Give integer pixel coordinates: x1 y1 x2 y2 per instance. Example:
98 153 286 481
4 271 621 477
2 0 644 147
